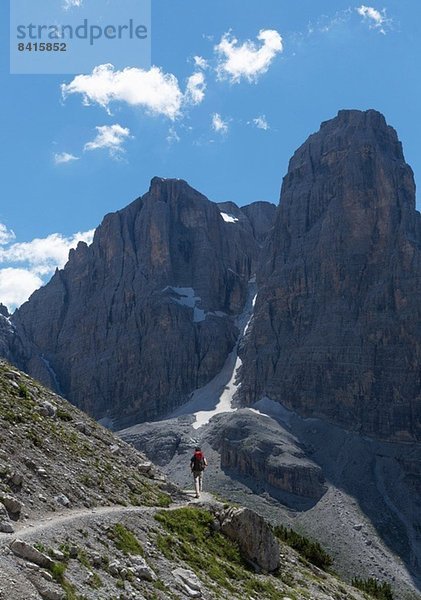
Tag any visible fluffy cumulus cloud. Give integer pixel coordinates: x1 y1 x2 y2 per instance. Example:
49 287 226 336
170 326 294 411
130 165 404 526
54 152 79 165
0 229 95 310
0 269 43 311
84 124 131 155
215 29 283 83
212 113 229 134
62 64 184 120
185 72 206 105
357 5 390 33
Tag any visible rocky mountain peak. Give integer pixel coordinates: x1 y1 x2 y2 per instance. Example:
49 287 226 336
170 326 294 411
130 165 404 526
279 108 414 245
10 177 276 428
241 109 421 441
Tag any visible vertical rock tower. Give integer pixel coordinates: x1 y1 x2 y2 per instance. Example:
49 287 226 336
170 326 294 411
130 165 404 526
240 110 421 441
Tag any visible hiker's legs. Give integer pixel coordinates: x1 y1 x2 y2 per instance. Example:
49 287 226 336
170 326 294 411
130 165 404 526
198 472 203 492
193 472 200 497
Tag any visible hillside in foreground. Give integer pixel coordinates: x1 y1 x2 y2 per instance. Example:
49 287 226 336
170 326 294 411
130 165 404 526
0 359 385 600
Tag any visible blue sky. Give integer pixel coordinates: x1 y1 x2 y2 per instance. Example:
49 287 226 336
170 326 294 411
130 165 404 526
0 0 420 309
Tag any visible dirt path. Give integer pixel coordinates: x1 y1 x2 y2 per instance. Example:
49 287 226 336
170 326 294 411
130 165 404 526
0 490 216 546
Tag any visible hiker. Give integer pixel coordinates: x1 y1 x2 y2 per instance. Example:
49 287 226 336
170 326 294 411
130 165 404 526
190 446 207 498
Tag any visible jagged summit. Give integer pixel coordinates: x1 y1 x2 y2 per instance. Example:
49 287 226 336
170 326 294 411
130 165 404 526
147 176 204 202
240 109 421 441
10 178 275 428
323 108 388 126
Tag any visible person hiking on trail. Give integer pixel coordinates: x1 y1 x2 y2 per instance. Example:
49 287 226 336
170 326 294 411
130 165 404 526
190 446 207 498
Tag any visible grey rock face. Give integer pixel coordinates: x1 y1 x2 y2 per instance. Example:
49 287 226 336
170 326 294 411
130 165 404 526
13 178 273 428
240 109 421 441
241 201 276 244
209 409 326 499
218 506 280 572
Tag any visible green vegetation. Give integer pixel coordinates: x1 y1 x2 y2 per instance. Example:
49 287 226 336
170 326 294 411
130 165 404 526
274 524 333 571
128 479 172 508
77 549 91 569
108 523 144 556
88 572 103 589
47 561 80 600
33 542 46 553
18 383 31 400
57 408 73 421
50 561 67 584
155 507 280 599
352 577 394 599
26 427 43 448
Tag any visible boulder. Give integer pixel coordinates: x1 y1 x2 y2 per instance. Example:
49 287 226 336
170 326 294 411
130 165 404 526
130 556 157 581
0 494 24 516
10 539 54 569
173 567 202 597
38 401 57 418
219 506 280 572
54 494 70 508
27 573 66 600
0 502 14 533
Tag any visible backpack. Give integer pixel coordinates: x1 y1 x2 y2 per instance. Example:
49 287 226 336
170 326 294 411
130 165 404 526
192 451 205 471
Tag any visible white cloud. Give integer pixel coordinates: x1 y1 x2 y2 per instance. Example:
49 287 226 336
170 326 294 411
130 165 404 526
167 127 180 144
84 124 131 156
307 9 353 35
0 224 16 246
63 0 82 9
357 5 390 34
62 64 184 120
251 115 270 130
0 230 95 310
54 152 79 165
0 228 95 310
0 230 95 274
212 113 229 134
215 29 283 83
185 72 206 105
193 55 209 70
0 268 44 311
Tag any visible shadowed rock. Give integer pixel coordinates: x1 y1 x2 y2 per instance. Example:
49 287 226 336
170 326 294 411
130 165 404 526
239 109 421 442
209 409 326 500
12 179 274 428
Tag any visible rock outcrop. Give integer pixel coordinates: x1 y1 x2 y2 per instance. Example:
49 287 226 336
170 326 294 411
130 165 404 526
218 506 280 572
209 409 326 500
240 201 276 244
12 179 274 428
239 109 421 442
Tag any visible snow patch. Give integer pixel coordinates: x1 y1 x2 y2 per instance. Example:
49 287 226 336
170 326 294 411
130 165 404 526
0 313 14 331
168 281 257 428
166 287 206 323
251 397 299 428
220 212 239 223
